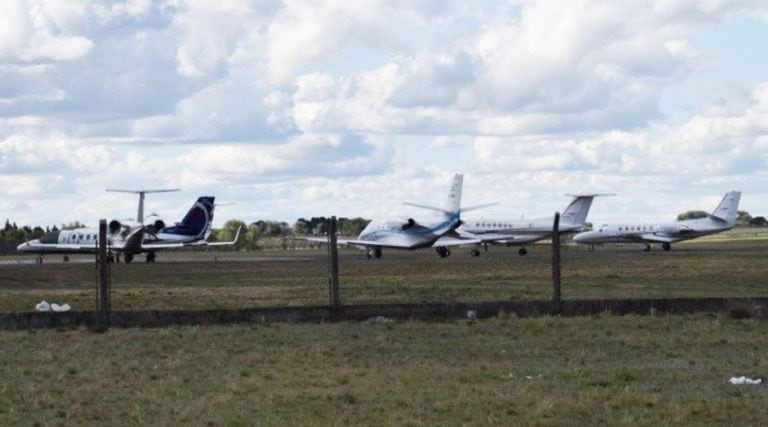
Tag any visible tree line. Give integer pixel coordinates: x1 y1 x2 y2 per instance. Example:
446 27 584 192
211 217 371 251
677 210 766 227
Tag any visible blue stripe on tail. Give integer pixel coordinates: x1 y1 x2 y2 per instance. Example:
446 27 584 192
162 196 215 237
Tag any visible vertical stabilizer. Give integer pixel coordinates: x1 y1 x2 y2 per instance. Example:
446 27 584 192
711 191 741 224
442 174 463 213
560 195 596 226
162 196 216 237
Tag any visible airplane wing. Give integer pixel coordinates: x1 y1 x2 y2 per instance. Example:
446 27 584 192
470 233 547 245
142 226 241 250
636 234 677 243
431 236 483 247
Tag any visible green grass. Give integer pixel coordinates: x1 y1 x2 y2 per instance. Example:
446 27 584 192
1 314 767 425
0 232 766 312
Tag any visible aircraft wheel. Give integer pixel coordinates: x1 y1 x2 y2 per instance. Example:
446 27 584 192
436 247 449 258
36 256 43 265
588 245 595 252
146 252 156 263
662 242 671 251
374 248 382 259
125 253 134 263
470 249 481 257
106 252 115 263
518 247 527 256
63 255 69 262
643 245 651 252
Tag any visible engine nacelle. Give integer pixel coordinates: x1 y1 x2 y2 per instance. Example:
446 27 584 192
146 219 165 234
659 224 689 234
108 220 122 234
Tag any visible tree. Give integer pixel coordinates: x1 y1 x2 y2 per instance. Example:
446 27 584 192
216 219 247 251
61 221 86 230
339 217 370 236
676 210 707 221
292 218 310 236
750 216 767 227
736 210 752 227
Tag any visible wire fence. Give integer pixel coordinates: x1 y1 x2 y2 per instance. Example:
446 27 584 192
0 219 766 316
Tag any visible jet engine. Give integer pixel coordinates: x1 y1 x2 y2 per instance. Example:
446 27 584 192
108 220 122 234
146 219 165 234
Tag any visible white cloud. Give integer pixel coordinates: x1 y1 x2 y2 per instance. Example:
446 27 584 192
0 1 767 227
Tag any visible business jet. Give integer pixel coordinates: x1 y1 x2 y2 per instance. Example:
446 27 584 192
310 174 490 259
17 196 239 263
572 191 741 251
458 194 601 256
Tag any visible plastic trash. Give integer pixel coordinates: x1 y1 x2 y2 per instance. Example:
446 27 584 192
466 310 477 319
729 376 762 385
35 301 51 312
51 303 71 312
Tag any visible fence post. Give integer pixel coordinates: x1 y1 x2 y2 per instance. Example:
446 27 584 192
327 216 341 313
97 219 111 325
552 212 562 311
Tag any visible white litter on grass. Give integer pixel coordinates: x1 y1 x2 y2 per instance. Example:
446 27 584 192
729 376 762 385
35 301 71 312
51 303 71 312
466 310 477 319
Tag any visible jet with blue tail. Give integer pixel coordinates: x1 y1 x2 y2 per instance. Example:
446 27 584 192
17 196 240 263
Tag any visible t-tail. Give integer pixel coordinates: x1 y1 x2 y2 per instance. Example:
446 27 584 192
403 173 495 219
709 191 741 225
161 196 216 238
560 195 596 226
403 174 465 217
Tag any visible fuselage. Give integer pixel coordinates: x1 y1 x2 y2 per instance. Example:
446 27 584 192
17 226 145 254
357 212 461 249
573 218 733 245
459 217 584 244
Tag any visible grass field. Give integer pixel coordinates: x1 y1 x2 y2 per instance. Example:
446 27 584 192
0 229 766 313
1 314 767 425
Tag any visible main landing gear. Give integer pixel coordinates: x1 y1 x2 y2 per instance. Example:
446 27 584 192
146 251 156 263
366 247 382 259
436 247 451 258
643 243 672 252
518 247 527 256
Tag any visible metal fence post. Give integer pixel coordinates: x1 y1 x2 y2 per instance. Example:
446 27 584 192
97 219 111 325
552 212 562 310
327 216 341 312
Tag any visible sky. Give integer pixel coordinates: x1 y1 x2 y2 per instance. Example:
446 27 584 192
1 0 767 229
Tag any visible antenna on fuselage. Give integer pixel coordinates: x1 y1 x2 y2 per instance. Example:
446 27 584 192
106 188 181 223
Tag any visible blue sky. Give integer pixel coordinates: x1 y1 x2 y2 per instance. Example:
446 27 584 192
1 0 767 228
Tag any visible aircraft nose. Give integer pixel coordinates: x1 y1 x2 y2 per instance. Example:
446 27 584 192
17 240 34 251
573 233 589 243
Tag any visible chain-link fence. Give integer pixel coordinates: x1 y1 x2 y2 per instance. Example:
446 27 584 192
0 222 766 316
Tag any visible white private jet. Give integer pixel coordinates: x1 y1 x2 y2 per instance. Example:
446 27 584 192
573 191 742 251
311 174 491 259
17 196 240 263
458 194 601 256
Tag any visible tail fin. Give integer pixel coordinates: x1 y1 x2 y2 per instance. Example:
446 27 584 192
404 174 464 215
163 196 215 238
711 191 741 224
442 174 463 213
560 195 596 226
